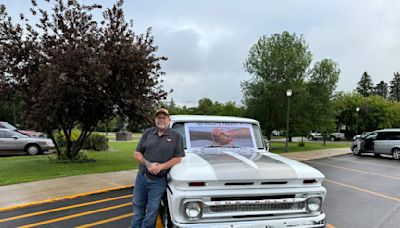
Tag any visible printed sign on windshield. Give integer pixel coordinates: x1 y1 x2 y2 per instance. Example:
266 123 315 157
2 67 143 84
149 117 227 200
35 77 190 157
184 122 257 151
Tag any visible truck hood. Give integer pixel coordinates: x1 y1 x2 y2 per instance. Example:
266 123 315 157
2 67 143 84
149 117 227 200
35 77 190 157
169 150 324 182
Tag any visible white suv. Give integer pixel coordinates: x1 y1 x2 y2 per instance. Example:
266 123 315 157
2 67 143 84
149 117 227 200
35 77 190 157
160 115 326 227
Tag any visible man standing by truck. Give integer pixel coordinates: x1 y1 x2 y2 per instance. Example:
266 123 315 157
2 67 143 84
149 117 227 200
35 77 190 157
131 108 185 228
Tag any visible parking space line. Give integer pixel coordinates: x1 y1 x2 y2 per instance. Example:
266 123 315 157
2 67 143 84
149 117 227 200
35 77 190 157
75 212 133 228
0 195 132 223
308 161 400 181
328 157 400 169
18 202 132 228
0 185 133 212
325 179 400 202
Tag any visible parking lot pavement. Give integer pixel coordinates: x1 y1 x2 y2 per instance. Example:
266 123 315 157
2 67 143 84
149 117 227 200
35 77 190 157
306 154 400 228
0 188 134 228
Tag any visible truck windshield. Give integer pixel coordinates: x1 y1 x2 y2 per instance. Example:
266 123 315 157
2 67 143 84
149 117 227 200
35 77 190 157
172 122 265 150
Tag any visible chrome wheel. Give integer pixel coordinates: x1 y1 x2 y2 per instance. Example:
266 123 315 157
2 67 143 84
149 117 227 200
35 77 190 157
26 145 40 155
393 149 400 160
352 146 360 155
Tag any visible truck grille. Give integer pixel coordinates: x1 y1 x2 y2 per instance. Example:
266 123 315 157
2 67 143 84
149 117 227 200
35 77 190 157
206 201 305 213
201 197 307 218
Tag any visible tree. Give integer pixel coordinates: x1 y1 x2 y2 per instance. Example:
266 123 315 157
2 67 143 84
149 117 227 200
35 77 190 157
0 0 166 160
333 93 400 135
305 59 340 144
374 80 388 98
242 31 312 139
356 72 374 97
389 72 400 101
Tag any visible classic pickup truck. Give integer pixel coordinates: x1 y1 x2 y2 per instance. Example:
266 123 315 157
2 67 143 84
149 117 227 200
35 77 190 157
160 115 326 228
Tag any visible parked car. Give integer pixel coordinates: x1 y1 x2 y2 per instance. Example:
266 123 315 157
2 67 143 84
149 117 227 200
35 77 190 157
160 115 326 227
352 132 372 141
308 131 345 141
0 129 54 155
351 129 400 159
0 121 46 138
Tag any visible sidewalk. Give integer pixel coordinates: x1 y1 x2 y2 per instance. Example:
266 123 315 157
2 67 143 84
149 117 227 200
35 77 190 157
0 148 350 210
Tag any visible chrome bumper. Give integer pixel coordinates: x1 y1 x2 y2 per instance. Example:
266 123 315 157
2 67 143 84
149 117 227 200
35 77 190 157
173 213 325 228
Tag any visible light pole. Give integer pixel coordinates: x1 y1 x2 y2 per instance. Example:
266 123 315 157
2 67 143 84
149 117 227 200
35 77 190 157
355 107 360 135
285 89 292 152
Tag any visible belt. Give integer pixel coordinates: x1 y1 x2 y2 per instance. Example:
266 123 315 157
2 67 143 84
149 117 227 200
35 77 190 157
142 171 165 179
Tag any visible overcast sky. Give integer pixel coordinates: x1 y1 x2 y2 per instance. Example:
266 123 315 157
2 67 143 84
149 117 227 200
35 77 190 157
3 0 400 106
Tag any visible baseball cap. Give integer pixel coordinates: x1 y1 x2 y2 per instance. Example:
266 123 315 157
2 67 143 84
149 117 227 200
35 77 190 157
155 108 169 117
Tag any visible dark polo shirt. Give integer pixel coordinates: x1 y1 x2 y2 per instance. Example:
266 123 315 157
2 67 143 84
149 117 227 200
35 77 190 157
136 127 185 177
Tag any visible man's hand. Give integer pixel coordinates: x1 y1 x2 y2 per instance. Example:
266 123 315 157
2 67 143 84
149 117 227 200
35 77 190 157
147 162 161 175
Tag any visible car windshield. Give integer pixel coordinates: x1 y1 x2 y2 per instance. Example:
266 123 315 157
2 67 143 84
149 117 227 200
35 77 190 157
172 122 264 151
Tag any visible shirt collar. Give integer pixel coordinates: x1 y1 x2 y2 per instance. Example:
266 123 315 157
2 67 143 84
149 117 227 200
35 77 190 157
151 127 171 136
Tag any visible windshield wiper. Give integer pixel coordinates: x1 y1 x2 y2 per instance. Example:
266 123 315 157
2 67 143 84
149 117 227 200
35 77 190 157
206 145 223 148
205 145 241 148
222 145 241 148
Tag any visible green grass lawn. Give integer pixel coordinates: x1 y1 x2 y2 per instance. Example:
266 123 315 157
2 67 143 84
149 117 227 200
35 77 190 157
0 141 138 186
269 141 350 153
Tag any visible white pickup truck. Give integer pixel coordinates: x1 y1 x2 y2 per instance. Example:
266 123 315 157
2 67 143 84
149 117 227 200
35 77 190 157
160 115 326 228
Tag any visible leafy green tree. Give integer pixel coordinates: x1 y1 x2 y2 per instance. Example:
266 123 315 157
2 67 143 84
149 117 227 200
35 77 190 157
334 93 400 135
374 80 388 98
0 0 166 160
303 59 340 144
389 72 400 101
356 72 374 97
242 31 312 139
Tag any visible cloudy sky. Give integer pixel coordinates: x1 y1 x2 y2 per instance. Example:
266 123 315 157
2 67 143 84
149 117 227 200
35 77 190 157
3 0 400 106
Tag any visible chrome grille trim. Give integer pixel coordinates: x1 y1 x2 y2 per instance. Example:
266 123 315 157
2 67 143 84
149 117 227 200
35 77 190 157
202 198 307 218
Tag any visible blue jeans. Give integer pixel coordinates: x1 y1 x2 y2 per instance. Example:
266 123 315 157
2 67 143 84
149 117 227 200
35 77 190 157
131 172 167 228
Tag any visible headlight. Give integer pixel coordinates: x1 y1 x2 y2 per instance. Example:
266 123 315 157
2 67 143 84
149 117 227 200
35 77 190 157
306 197 322 213
184 201 203 220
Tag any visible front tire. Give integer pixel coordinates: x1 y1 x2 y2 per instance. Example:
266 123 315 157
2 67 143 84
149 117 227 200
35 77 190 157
160 197 173 228
25 144 41 155
392 148 400 160
330 136 336 141
352 146 361 156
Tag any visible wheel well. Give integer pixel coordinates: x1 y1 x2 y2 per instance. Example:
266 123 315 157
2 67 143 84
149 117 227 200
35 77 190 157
24 143 41 152
392 147 400 153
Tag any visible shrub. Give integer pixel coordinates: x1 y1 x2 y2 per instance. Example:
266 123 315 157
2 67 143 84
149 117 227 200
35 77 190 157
83 134 108 151
298 141 306 147
54 129 81 147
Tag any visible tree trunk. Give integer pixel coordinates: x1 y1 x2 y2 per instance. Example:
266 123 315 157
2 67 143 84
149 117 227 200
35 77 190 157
48 131 62 157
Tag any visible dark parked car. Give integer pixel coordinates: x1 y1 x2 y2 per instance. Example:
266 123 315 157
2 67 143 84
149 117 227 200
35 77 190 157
351 129 400 159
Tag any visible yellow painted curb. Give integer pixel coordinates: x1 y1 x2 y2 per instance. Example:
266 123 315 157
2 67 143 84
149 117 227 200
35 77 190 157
0 185 133 212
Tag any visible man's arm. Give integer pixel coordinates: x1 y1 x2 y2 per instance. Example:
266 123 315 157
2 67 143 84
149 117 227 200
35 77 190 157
158 157 182 171
134 151 160 175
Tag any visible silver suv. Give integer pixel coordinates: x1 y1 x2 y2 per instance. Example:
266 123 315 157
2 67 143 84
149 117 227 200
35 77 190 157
351 129 400 159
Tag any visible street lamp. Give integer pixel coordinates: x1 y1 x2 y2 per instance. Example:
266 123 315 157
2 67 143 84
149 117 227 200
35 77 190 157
285 89 292 152
355 107 360 135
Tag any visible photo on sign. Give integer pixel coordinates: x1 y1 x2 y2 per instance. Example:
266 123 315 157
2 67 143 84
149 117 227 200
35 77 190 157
185 123 256 150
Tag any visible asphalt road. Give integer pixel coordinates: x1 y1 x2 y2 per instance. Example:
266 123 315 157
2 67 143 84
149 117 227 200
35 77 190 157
0 188 134 228
306 153 400 228
2 153 400 228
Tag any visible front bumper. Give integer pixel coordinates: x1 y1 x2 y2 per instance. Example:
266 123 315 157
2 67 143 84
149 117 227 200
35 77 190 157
173 213 325 228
